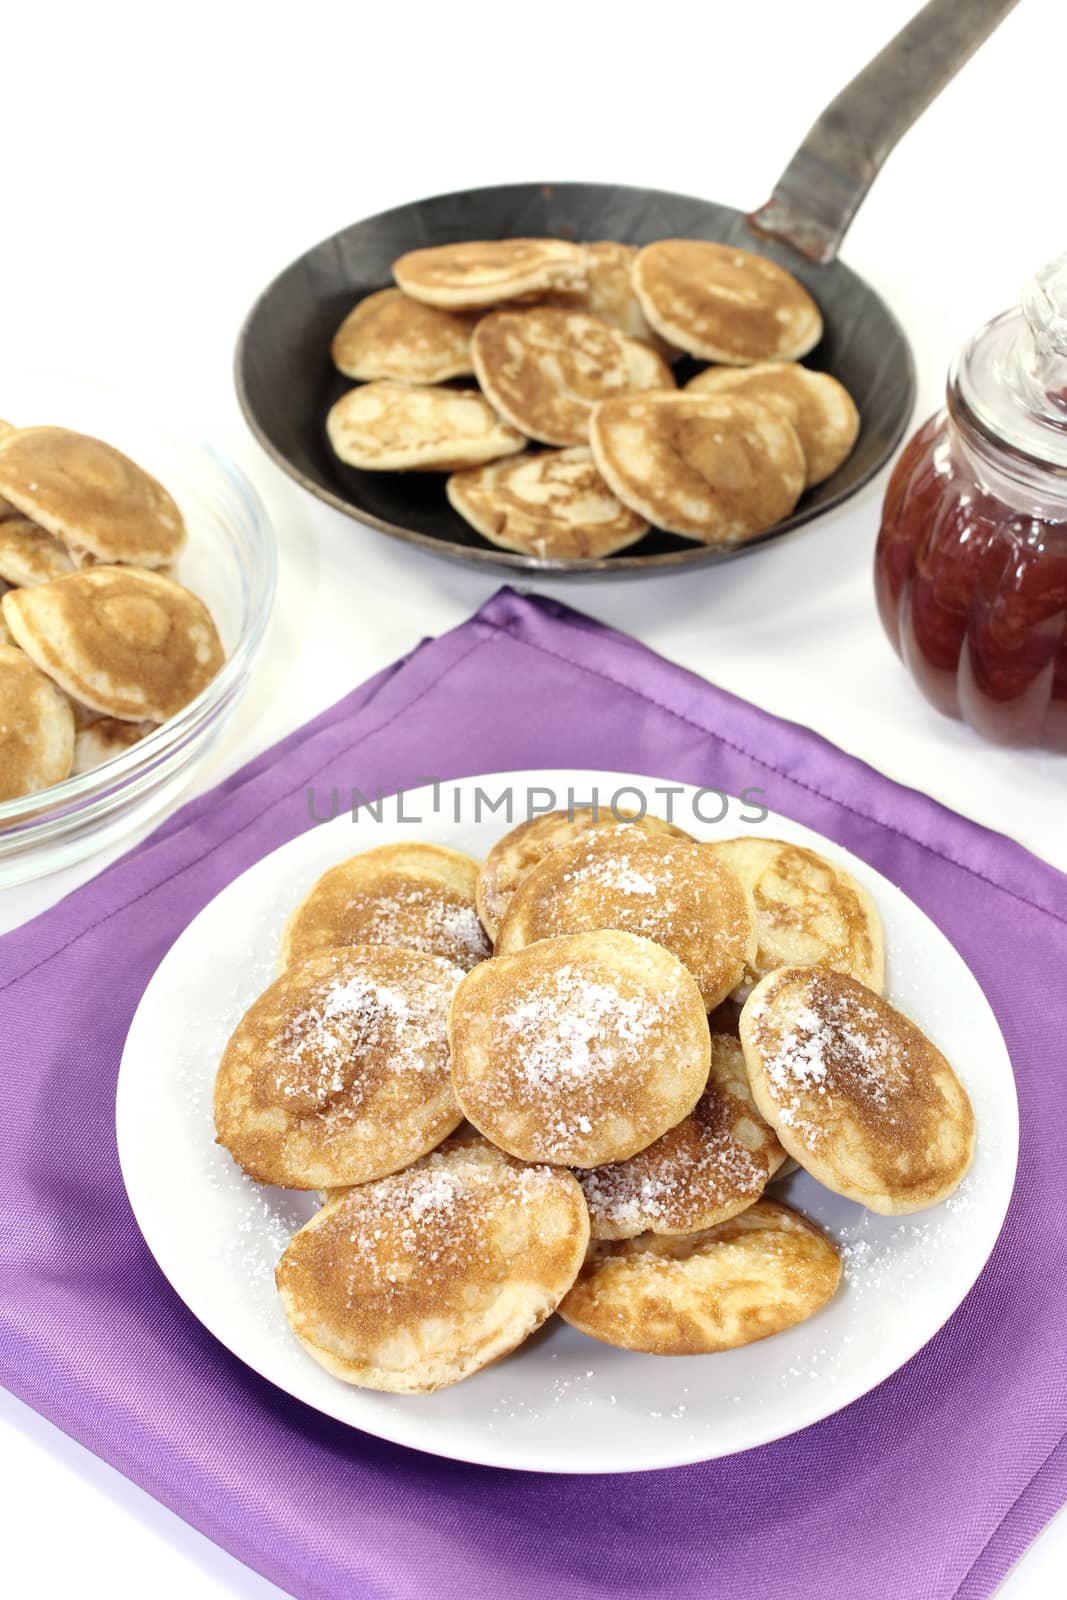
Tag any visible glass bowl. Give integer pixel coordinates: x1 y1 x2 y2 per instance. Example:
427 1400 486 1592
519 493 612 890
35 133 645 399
0 378 277 886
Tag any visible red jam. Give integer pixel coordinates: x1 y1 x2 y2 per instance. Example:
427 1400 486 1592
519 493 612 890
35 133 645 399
875 410 1067 751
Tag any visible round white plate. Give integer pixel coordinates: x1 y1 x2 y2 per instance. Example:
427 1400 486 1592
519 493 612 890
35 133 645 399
116 770 1018 1474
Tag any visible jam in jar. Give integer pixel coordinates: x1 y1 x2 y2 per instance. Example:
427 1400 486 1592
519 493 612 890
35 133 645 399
875 255 1067 750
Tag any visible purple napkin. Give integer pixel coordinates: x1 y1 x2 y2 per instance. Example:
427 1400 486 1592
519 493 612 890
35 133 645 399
1 587 1065 1600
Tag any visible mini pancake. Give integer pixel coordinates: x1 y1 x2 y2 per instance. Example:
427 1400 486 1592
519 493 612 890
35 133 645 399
326 382 524 471
449 929 710 1168
559 1199 841 1354
0 643 74 801
590 390 805 544
476 805 692 942
546 241 679 359
0 517 76 587
72 716 155 775
0 426 185 566
632 240 823 364
471 307 673 447
393 238 588 309
2 566 225 722
710 836 885 996
446 448 649 560
214 944 466 1189
740 967 975 1214
331 288 478 384
276 1138 589 1392
495 828 755 1011
575 1034 785 1239
686 363 859 485
282 842 491 971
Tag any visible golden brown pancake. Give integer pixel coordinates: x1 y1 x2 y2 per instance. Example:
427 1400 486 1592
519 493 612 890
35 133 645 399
446 448 649 560
393 238 588 309
495 828 755 1011
326 381 525 471
276 1137 589 1391
448 929 711 1167
740 967 975 1214
476 805 692 942
282 842 491 971
331 288 478 383
545 241 679 359
214 944 466 1189
559 1199 841 1353
590 390 805 543
471 307 673 447
72 716 155 775
0 426 185 566
0 517 77 587
0 643 74 801
685 363 859 485
575 1034 785 1238
632 240 823 363
710 836 885 996
2 566 224 722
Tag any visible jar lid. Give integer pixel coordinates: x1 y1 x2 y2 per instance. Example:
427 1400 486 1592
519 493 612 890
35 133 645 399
955 252 1067 471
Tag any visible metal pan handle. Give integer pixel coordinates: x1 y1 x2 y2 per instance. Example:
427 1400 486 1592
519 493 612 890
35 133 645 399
749 0 1020 263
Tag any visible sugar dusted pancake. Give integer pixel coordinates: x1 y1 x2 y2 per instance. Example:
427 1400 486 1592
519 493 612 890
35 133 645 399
710 836 885 996
282 842 491 972
331 288 478 384
215 945 465 1188
0 517 76 587
740 967 975 1214
277 1138 589 1391
326 382 524 471
576 1035 785 1239
633 240 823 364
546 242 678 358
446 448 648 560
2 566 224 722
393 238 588 309
72 716 155 775
686 363 859 485
495 828 755 1010
471 307 673 447
477 805 691 942
0 643 74 800
559 1200 841 1353
590 390 805 544
448 929 711 1167
0 426 185 566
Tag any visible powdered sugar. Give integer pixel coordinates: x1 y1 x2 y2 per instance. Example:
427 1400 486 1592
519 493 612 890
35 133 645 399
501 965 663 1094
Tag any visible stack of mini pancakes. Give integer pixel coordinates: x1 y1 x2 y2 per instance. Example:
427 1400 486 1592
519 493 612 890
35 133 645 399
325 237 860 559
214 810 974 1393
0 421 225 808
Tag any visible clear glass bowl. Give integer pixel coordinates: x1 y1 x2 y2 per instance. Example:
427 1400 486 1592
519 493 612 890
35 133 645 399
0 378 277 885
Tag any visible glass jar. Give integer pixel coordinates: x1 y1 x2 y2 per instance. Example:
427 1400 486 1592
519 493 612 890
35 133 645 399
875 255 1067 750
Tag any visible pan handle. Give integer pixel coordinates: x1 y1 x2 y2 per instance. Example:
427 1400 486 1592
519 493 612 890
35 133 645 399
748 0 1020 263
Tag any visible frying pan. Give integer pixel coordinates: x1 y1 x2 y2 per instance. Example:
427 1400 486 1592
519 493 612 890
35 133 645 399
235 0 1018 576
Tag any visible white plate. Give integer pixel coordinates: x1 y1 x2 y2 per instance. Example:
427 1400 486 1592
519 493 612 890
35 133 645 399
116 771 1018 1474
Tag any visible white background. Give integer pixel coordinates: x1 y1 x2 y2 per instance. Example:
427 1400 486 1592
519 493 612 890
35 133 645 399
1 0 1064 1594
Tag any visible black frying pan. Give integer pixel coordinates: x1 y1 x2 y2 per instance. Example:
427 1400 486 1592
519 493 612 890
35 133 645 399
235 0 1018 576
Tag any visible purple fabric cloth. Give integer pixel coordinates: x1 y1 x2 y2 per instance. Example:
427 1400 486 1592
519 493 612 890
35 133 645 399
1 587 1065 1600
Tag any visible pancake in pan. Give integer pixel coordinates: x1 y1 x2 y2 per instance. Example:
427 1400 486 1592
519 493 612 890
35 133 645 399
559 1199 841 1353
331 288 478 384
446 447 649 560
590 390 805 543
1 566 224 722
326 381 525 471
471 307 673 447
632 240 823 364
686 363 859 485
276 1137 589 1391
740 966 975 1214
544 241 678 358
448 929 711 1168
0 642 74 801
0 426 185 567
393 238 588 309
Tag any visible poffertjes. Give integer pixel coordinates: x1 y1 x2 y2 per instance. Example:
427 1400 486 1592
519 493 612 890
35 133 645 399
393 238 588 309
632 240 822 364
